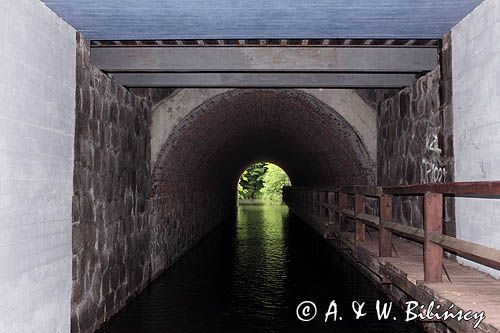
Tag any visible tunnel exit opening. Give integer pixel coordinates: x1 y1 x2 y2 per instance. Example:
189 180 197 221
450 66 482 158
237 162 291 204
147 89 376 286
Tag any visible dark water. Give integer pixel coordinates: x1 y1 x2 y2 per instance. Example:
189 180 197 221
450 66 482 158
99 204 420 333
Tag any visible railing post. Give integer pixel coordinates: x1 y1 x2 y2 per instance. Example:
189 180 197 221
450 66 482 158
320 191 324 218
424 192 443 283
319 191 327 237
355 194 366 241
339 192 348 232
310 190 314 214
379 194 393 257
327 191 336 234
316 190 320 217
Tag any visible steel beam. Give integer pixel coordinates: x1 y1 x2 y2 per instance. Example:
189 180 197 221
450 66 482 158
110 72 417 88
92 46 437 73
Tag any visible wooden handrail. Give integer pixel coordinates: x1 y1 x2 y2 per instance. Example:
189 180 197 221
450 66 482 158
430 233 500 271
341 208 356 218
283 181 500 283
342 185 383 197
357 213 380 228
383 181 500 196
383 222 424 242
285 181 500 197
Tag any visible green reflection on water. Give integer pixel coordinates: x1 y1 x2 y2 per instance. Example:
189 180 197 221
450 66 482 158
234 203 289 311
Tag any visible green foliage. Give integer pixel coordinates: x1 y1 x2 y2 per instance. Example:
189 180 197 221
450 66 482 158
238 163 268 199
238 163 290 202
260 163 291 202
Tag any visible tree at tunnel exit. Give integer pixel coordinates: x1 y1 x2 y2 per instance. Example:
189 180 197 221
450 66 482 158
238 163 268 199
260 163 291 202
238 163 290 202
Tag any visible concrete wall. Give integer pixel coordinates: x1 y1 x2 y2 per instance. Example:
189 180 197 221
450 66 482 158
452 0 500 278
0 0 76 332
71 35 153 332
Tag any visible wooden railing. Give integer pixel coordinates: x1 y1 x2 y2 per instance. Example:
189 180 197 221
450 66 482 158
283 181 500 283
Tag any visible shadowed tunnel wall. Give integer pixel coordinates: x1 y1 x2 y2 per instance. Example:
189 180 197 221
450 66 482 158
70 68 377 331
149 89 376 279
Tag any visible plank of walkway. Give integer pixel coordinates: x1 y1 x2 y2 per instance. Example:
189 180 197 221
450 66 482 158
289 204 500 332
110 72 417 88
92 46 438 72
353 233 500 332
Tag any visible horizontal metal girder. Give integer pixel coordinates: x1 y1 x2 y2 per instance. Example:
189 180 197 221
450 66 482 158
110 72 417 88
92 46 438 73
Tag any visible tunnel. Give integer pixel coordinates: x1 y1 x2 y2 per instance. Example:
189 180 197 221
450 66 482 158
5 1 500 332
151 89 375 192
148 89 376 273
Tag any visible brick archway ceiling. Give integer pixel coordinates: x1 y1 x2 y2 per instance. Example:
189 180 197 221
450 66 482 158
152 89 375 198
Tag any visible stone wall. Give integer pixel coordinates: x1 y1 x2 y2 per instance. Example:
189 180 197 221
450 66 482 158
72 34 152 332
377 65 454 234
452 0 500 278
148 192 236 278
0 1 76 331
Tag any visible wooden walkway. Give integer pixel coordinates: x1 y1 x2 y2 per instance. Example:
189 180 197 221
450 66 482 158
286 206 499 330
284 182 500 333
329 229 500 332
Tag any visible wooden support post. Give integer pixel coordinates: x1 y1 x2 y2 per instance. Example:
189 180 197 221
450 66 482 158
339 192 348 232
319 191 324 219
326 191 336 238
328 192 335 225
311 190 314 214
424 192 443 283
355 194 366 241
379 195 393 257
319 191 326 237
316 190 320 217
307 190 314 215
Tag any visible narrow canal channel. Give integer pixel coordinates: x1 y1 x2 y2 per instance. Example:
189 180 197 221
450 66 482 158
99 203 420 332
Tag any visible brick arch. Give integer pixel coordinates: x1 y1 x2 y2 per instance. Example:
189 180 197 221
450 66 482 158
148 89 376 276
151 89 375 197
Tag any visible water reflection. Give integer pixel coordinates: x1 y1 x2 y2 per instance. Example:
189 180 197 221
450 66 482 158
99 203 420 332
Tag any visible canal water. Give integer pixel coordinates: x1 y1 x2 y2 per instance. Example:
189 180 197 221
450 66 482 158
99 203 420 332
